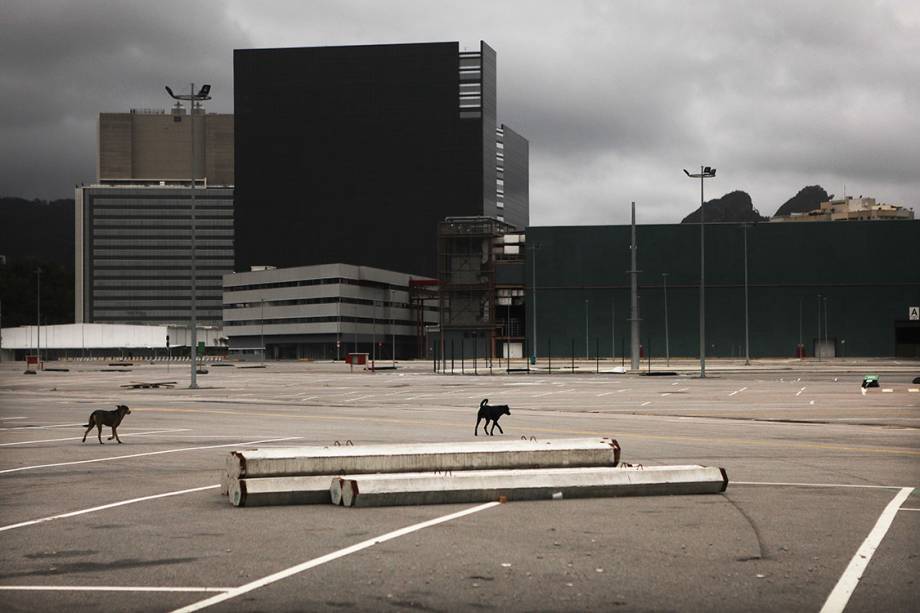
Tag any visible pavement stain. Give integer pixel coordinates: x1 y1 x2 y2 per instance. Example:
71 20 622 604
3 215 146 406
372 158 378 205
0 556 199 579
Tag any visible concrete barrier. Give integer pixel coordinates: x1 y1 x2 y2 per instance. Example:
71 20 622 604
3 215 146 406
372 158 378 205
229 476 334 507
227 438 621 480
337 465 728 508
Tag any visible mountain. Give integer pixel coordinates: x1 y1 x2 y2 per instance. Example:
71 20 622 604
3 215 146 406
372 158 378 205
680 190 767 224
0 197 75 327
773 185 831 217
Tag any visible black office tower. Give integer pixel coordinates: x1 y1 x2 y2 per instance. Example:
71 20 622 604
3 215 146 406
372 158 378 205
234 41 528 277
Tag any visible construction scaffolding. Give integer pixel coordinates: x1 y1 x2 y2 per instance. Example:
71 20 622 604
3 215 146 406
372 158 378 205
437 217 525 362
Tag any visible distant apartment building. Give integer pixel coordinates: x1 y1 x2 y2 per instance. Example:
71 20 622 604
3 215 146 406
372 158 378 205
76 100 234 326
98 106 233 185
233 41 529 277
771 195 914 222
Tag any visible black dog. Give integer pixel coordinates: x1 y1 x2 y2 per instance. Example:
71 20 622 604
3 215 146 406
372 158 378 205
475 399 510 436
82 404 131 444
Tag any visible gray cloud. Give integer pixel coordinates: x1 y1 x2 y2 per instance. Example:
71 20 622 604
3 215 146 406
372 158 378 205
1 0 917 225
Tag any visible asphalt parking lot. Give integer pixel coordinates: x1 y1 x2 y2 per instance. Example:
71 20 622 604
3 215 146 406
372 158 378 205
0 358 918 612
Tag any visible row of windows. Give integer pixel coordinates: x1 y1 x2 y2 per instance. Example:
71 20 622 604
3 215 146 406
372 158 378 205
227 315 423 327
226 277 408 293
225 296 416 310
94 265 232 271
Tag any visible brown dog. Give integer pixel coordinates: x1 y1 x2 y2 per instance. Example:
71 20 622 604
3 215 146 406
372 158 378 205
82 404 131 444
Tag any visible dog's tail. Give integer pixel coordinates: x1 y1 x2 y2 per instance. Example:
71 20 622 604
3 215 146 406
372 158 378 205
480 398 488 408
82 416 95 428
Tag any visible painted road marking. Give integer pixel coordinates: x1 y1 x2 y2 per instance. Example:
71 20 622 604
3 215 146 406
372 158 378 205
596 392 614 397
661 392 671 397
820 487 914 613
0 423 84 431
0 417 26 421
796 387 806 396
728 387 748 397
617 389 629 393
733 481 905 490
0 428 189 447
0 436 302 475
908 389 919 393
0 586 232 593
641 401 652 407
899 508 920 512
172 502 501 613
0 484 219 533
881 388 894 393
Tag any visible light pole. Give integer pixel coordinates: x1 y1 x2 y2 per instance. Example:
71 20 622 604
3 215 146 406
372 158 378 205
683 166 716 377
35 267 41 367
823 296 829 355
528 243 540 363
260 297 265 366
628 202 640 371
165 82 211 389
584 299 589 359
742 223 750 366
662 273 670 367
610 298 615 362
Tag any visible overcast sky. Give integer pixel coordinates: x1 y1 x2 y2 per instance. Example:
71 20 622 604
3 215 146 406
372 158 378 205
1 0 918 224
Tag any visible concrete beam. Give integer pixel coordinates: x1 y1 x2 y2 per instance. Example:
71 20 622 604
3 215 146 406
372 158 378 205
228 476 334 507
228 438 621 480
337 465 728 508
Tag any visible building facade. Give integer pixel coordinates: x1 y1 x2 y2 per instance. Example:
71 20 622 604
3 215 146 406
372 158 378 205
223 263 439 360
98 107 233 185
524 220 920 359
233 41 529 277
771 195 914 222
75 185 234 325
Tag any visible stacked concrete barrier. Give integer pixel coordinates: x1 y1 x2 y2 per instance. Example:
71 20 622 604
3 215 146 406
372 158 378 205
223 438 621 506
222 438 728 508
333 465 728 508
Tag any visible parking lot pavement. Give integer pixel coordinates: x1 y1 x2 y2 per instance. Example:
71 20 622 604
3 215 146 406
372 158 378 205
0 359 917 611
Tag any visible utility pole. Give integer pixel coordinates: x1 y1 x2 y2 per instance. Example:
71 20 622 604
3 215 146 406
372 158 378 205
662 273 670 367
743 223 750 365
529 243 540 363
584 299 589 359
36 267 41 367
629 202 640 371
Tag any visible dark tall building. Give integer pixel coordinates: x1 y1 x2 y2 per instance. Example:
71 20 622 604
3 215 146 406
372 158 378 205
234 41 528 277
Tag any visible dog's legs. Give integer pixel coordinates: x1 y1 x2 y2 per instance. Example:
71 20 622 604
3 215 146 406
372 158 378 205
475 416 482 436
82 418 94 443
111 426 123 443
97 422 104 444
485 418 494 435
492 421 504 435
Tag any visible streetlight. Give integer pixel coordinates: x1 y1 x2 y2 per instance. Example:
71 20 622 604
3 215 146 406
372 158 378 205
528 242 540 363
165 82 211 390
260 297 265 366
683 166 717 377
584 299 589 359
35 268 41 368
662 273 670 367
742 223 751 366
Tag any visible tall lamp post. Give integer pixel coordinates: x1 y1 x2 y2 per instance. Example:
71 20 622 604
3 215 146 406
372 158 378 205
742 223 751 366
683 166 716 377
662 273 670 367
528 243 540 363
35 268 42 368
166 83 211 390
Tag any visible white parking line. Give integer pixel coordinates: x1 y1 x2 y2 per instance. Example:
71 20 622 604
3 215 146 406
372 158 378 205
796 387 806 396
617 389 629 393
900 508 920 512
729 387 748 397
0 586 232 593
641 401 652 407
820 487 914 613
0 484 219 533
0 417 26 421
533 392 556 397
172 501 501 613
596 391 614 397
0 428 189 447
1 423 84 431
0 436 302 475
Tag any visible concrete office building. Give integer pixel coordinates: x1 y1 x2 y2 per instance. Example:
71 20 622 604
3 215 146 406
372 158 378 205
76 99 235 326
233 41 529 277
223 263 439 360
98 107 233 185
75 185 234 325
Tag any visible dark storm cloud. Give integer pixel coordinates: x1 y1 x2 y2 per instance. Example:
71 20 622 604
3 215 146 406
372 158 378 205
0 0 247 200
1 0 918 224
